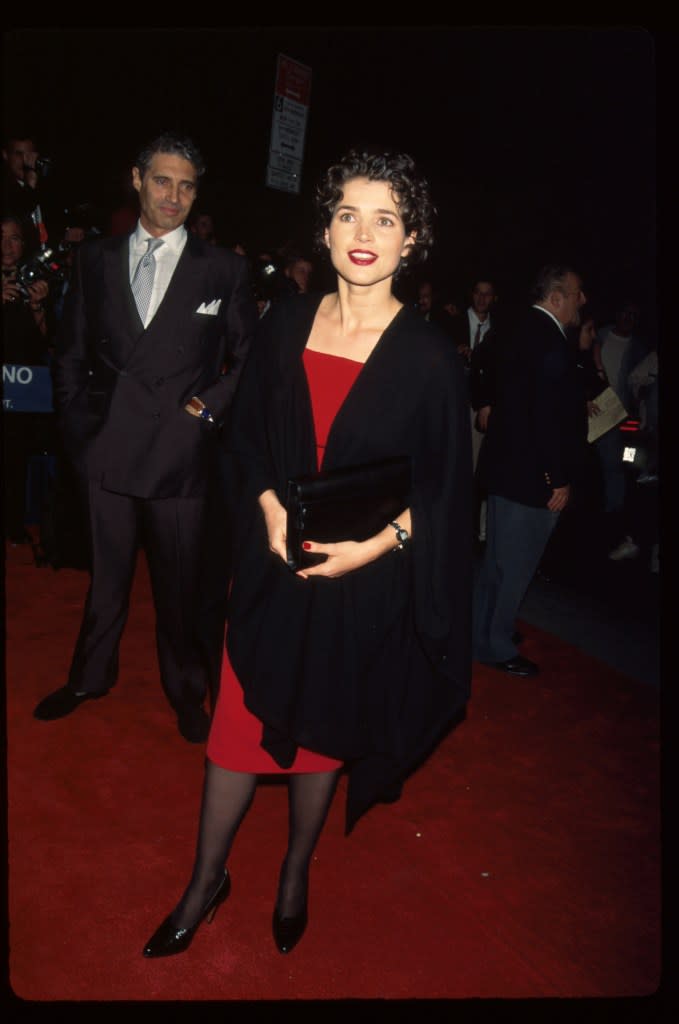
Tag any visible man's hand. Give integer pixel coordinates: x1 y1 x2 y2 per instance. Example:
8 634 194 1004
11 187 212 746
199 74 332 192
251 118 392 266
2 276 20 303
476 405 491 432
547 484 570 513
27 280 49 306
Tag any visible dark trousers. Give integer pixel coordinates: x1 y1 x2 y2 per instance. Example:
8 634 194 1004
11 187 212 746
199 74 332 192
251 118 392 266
67 481 212 712
2 412 55 539
473 494 559 663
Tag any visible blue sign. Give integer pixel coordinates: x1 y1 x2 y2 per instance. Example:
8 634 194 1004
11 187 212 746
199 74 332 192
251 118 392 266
2 364 53 413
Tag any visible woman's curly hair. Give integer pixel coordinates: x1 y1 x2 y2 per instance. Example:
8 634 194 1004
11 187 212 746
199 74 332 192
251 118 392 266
313 148 435 270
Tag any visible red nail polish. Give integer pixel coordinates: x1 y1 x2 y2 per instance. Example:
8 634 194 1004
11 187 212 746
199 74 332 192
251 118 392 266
302 541 312 550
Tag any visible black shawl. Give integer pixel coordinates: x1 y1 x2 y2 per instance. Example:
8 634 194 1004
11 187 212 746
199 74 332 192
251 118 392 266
223 293 472 831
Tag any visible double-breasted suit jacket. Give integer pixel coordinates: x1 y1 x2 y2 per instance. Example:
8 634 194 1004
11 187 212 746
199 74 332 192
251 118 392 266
53 229 257 707
54 231 255 497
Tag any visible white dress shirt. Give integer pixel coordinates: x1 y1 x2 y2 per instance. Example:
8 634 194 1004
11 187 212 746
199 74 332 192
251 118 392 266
129 221 188 327
467 308 491 348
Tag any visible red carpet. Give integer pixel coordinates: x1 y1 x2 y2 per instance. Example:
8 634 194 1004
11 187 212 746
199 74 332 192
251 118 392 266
4 537 662 1006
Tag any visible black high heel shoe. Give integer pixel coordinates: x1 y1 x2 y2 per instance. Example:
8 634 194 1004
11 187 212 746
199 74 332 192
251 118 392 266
272 903 308 954
142 871 231 958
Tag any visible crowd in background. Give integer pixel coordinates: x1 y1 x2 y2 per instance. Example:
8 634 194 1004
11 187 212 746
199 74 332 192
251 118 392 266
2 130 659 580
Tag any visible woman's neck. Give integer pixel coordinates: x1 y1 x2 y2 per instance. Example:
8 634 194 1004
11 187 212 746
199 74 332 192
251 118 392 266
330 277 402 334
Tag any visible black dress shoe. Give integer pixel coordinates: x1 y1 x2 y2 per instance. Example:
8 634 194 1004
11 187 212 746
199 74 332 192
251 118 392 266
272 904 308 954
143 871 231 959
33 685 108 721
177 705 210 743
488 655 539 677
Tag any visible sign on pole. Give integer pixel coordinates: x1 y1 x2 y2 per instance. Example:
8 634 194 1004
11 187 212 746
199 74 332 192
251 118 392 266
266 54 312 195
2 365 53 412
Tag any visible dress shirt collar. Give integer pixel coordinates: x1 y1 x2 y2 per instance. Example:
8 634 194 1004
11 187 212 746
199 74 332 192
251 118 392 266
468 307 490 331
132 220 187 254
533 304 567 337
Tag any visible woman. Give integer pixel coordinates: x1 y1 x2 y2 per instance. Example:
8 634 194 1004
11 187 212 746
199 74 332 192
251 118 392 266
143 149 472 958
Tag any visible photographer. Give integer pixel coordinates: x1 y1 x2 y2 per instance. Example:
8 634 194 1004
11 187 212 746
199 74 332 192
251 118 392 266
2 212 56 544
2 133 52 243
2 213 51 361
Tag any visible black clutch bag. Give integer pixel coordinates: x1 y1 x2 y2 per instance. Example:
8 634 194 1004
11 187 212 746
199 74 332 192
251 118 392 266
285 456 411 571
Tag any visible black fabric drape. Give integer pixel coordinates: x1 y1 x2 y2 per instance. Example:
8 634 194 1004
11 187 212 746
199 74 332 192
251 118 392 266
223 293 473 832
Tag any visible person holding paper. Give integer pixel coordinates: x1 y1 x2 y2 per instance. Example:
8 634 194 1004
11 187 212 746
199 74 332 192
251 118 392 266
591 300 648 552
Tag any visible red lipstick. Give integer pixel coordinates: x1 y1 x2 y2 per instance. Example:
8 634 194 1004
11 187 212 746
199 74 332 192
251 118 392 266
348 250 378 265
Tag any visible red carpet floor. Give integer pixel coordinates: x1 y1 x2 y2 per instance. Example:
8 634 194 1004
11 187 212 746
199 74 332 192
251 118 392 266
4 538 663 1008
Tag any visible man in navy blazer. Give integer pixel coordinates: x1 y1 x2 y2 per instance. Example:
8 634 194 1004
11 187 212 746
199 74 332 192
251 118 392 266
473 265 585 676
33 132 257 741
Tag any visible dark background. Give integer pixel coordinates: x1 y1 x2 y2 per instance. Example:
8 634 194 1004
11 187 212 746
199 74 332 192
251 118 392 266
3 26 657 324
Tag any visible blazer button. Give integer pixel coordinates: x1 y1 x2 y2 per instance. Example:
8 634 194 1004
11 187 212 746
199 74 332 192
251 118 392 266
152 411 161 420
101 338 109 345
155 377 165 387
177 345 185 354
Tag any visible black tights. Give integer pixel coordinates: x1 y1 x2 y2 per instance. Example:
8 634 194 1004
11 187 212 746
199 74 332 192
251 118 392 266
172 760 340 928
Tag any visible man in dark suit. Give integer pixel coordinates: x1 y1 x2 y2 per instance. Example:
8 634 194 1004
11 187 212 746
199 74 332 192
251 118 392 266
33 132 257 741
450 278 499 540
473 265 585 676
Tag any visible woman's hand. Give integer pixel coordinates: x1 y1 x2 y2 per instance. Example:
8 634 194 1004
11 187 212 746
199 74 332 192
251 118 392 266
297 510 411 580
258 489 288 563
296 538 385 579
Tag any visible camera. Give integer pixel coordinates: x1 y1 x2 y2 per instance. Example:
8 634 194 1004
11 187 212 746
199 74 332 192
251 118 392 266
14 244 69 301
253 256 285 303
31 156 52 177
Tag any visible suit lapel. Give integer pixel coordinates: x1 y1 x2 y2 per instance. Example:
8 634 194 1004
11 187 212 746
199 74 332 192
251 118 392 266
102 234 140 337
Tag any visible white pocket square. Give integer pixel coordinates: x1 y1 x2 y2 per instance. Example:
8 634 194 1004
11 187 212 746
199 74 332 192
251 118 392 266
195 299 221 315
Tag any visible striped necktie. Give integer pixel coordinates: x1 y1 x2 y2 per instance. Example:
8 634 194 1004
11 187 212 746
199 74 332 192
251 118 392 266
131 237 164 325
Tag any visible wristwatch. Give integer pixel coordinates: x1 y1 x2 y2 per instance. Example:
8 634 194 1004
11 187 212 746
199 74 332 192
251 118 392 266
389 520 409 550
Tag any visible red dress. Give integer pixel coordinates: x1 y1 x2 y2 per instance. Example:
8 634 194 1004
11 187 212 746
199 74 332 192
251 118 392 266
206 348 363 773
